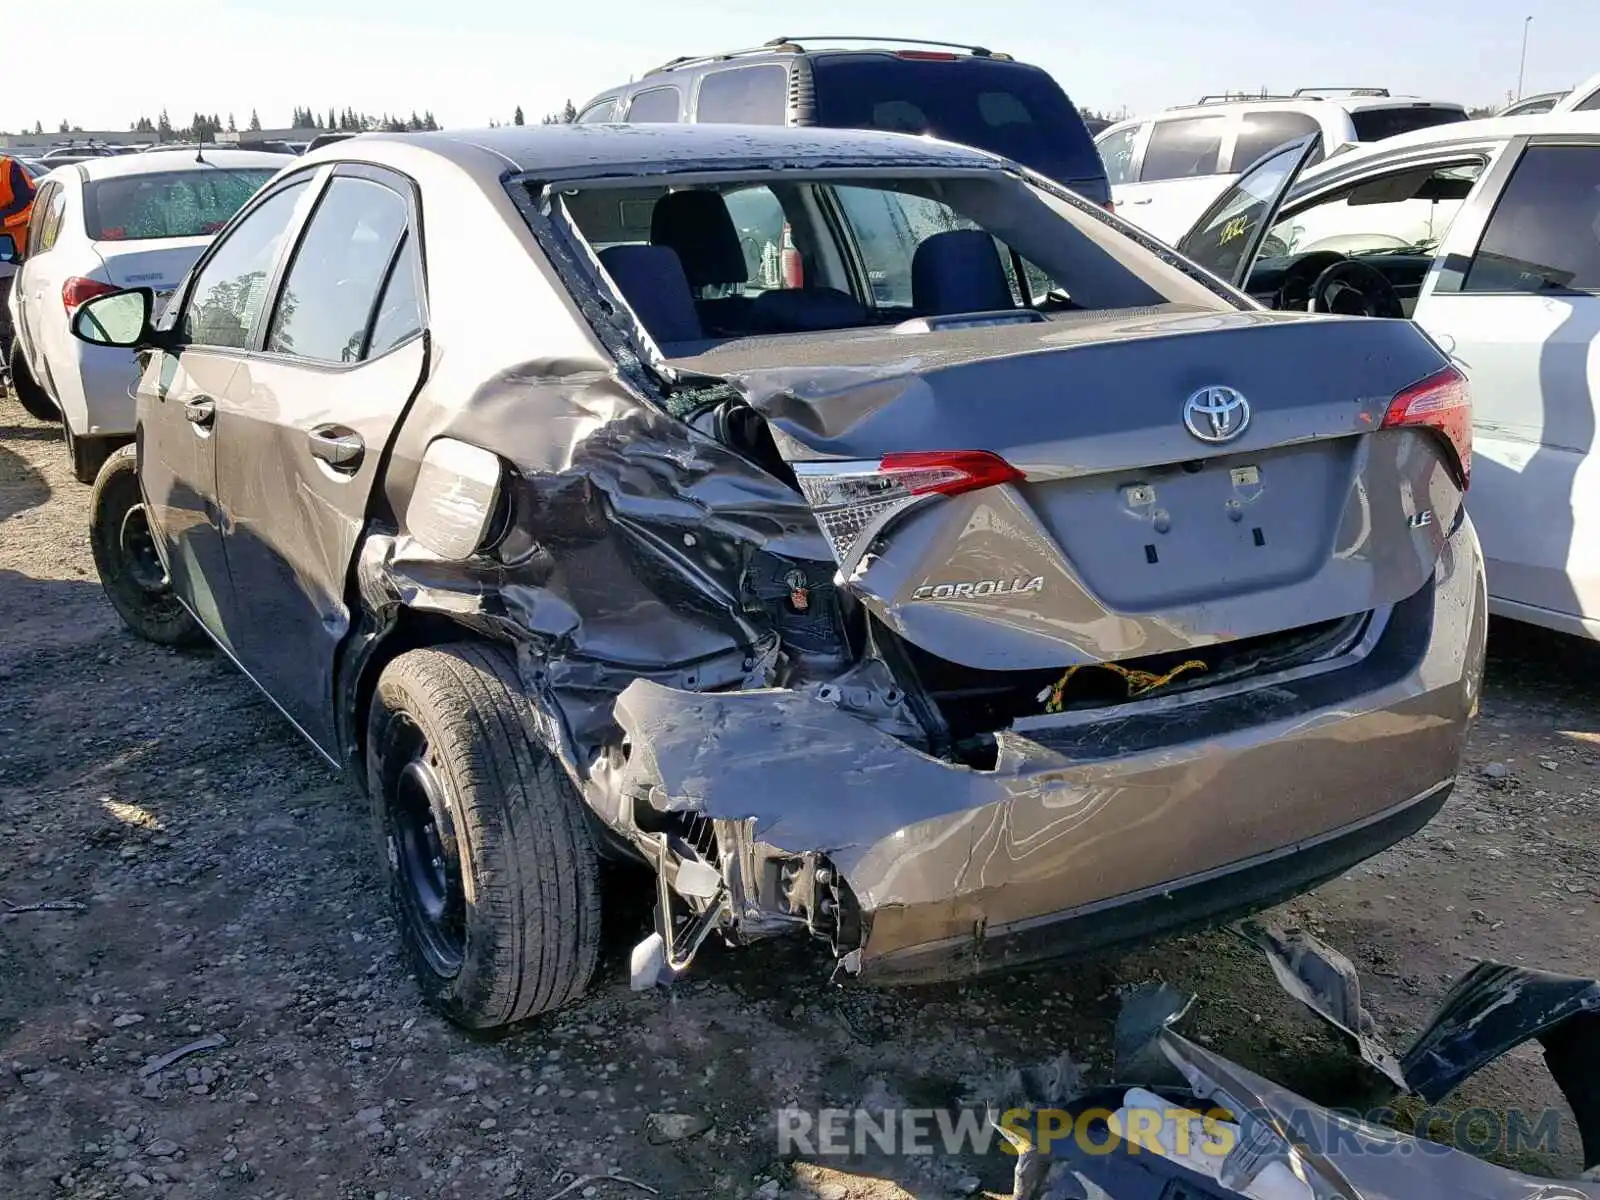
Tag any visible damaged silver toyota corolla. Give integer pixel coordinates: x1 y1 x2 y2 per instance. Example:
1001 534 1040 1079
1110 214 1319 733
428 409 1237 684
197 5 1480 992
68 123 1487 1028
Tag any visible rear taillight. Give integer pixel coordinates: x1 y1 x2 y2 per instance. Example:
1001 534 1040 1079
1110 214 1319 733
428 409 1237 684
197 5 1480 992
1381 364 1471 488
62 276 118 312
794 450 1024 568
895 50 959 60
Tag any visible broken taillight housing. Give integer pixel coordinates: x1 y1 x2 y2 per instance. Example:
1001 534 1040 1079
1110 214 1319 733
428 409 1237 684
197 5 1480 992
1380 364 1471 488
794 450 1024 569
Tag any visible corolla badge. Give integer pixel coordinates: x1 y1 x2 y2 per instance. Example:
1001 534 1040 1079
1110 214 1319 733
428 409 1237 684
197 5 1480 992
1183 385 1251 443
912 576 1044 602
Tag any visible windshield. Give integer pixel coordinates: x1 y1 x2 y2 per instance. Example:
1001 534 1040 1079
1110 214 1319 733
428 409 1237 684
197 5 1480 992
1349 106 1468 142
85 169 277 241
809 56 1107 196
551 169 1233 351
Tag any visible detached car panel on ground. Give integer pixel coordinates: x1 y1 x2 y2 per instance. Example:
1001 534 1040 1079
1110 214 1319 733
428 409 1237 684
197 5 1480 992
72 124 1485 1029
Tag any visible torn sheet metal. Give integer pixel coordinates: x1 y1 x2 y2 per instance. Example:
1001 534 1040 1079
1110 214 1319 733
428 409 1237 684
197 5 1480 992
1012 981 1600 1200
1237 920 1408 1092
1243 922 1600 1173
1400 962 1600 1170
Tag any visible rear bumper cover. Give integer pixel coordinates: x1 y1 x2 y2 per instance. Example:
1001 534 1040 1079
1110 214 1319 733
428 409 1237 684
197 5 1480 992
610 521 1486 980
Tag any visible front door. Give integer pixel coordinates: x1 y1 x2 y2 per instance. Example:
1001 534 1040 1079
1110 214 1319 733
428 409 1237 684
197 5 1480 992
140 176 316 649
212 166 427 754
1174 134 1321 288
1414 138 1600 631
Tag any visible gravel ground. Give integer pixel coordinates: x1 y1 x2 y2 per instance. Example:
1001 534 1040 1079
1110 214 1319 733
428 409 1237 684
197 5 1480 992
1 389 1597 1200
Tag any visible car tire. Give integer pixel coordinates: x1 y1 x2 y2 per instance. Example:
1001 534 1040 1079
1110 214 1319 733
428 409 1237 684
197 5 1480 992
7 345 59 423
65 420 114 485
89 445 202 647
367 643 602 1029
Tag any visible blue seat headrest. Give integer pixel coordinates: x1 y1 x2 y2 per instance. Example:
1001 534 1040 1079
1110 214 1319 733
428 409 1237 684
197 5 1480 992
598 244 704 345
911 229 1016 317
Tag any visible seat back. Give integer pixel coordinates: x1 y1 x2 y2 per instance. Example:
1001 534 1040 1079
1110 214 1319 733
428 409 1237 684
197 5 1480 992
597 244 704 345
911 229 1015 316
650 191 748 290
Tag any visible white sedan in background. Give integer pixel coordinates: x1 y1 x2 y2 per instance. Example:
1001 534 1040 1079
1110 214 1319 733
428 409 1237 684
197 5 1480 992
6 149 289 480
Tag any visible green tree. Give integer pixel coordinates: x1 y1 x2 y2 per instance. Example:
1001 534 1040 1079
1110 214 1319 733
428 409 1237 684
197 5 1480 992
513 105 525 126
248 108 262 132
58 119 70 134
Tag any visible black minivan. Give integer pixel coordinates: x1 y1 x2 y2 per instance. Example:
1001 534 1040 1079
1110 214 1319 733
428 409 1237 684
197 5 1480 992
575 37 1112 207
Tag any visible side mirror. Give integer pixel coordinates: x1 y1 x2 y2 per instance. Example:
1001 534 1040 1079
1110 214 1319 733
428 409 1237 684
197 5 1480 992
0 233 16 264
71 287 156 349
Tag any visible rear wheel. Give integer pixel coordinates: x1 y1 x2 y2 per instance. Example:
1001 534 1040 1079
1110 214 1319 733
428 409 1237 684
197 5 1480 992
7 345 58 423
367 643 602 1029
89 445 201 646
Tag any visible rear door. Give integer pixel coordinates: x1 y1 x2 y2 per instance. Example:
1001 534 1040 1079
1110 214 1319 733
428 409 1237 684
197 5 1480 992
1412 136 1600 632
1174 134 1323 288
140 173 317 645
1112 112 1236 242
212 164 427 754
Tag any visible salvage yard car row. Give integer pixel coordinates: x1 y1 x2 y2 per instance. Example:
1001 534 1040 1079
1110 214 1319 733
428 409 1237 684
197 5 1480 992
52 122 1486 1039
0 44 1593 1052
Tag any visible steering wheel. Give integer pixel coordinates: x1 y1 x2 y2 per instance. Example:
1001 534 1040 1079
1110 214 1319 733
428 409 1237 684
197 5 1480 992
1309 259 1405 319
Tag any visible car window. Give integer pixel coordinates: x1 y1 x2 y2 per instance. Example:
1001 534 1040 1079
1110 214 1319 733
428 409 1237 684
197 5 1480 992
577 99 618 124
1232 111 1321 172
626 87 681 123
830 185 1048 308
696 66 787 125
1463 145 1600 293
366 233 424 357
39 184 67 252
720 186 789 291
1348 106 1468 142
809 57 1106 190
1264 160 1483 259
1097 127 1139 186
834 186 977 307
1575 89 1600 113
26 182 59 256
265 176 409 363
181 180 309 349
83 170 277 241
1140 116 1228 181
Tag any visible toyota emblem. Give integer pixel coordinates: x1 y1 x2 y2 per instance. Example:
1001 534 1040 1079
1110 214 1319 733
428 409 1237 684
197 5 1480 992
1183 386 1251 443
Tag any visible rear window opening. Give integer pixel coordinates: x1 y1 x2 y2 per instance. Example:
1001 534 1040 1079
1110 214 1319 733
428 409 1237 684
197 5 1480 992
896 613 1370 753
85 169 278 241
1349 106 1468 142
548 169 1234 353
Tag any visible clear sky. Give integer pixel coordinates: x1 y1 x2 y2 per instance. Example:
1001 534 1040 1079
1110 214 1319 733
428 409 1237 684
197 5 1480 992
8 0 1598 134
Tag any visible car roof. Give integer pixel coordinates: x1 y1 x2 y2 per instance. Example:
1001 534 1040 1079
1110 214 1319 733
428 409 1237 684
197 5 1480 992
72 148 296 180
326 123 1006 178
1553 71 1600 112
1320 109 1600 163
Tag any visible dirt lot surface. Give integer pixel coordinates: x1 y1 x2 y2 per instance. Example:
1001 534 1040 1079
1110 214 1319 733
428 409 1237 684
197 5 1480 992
1 390 1597 1200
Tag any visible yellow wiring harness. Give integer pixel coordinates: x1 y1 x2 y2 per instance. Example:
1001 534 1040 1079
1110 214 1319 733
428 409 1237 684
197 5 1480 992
1042 659 1210 714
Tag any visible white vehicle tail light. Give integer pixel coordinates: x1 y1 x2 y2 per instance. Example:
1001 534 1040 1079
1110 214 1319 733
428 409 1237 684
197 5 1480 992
62 276 118 312
1380 364 1471 487
794 450 1024 570
407 439 504 560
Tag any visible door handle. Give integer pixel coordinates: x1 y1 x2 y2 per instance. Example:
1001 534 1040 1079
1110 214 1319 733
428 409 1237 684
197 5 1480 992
308 425 364 470
1127 197 1154 205
183 396 215 427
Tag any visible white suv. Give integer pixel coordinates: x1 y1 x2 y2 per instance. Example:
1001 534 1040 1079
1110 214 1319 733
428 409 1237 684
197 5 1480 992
1095 89 1469 243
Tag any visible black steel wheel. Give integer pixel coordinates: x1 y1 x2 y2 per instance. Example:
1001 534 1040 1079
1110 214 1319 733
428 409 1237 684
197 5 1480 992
367 642 602 1029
